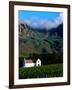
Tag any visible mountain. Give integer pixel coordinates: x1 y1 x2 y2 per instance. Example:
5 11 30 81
19 22 63 59
49 24 63 37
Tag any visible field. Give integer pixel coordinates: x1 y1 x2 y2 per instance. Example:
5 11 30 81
19 64 63 79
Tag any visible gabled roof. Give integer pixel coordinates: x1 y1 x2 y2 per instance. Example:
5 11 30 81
25 59 33 63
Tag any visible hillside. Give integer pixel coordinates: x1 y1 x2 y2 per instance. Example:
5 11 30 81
19 23 63 64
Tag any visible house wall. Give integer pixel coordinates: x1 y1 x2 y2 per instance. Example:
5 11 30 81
24 63 35 67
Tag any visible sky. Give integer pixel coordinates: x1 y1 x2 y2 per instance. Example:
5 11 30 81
19 10 63 30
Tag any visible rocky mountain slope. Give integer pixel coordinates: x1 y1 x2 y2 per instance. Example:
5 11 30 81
19 23 63 59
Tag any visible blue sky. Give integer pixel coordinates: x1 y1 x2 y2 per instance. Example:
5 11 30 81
19 10 60 21
19 10 63 29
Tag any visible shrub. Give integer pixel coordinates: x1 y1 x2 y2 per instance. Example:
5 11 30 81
19 64 63 79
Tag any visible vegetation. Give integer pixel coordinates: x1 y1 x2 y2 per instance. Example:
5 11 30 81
19 23 63 79
19 23 63 57
19 64 63 79
19 52 63 68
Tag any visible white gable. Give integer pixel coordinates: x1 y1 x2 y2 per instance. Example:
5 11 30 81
36 58 41 66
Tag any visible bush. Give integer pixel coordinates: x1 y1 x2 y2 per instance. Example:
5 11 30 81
19 64 63 79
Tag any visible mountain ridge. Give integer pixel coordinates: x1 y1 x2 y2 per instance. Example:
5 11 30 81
19 22 63 58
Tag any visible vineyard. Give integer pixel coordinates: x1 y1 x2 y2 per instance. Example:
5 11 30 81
19 64 63 79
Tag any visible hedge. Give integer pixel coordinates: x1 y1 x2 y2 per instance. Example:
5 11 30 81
19 64 63 79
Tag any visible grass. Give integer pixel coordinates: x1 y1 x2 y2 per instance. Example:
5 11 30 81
19 64 63 79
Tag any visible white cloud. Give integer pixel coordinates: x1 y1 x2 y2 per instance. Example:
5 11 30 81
38 13 63 30
19 13 63 30
31 22 38 28
54 13 63 27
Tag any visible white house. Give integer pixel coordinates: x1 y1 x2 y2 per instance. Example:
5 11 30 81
24 58 35 67
23 58 41 67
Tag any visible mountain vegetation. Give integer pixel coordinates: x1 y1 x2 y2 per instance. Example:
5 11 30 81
19 23 63 65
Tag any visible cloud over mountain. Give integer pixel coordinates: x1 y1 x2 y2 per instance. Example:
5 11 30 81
19 13 63 30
